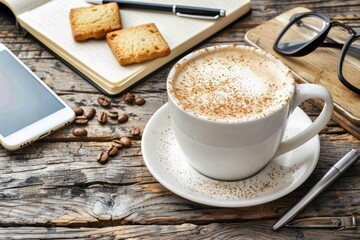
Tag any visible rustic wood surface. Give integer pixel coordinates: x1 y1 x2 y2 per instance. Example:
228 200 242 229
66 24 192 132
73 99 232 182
0 1 359 239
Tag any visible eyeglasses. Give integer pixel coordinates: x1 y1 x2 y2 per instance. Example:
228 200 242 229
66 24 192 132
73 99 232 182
273 12 360 95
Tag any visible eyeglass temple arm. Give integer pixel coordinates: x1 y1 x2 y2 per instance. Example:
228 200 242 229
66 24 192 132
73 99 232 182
320 42 343 49
321 42 360 59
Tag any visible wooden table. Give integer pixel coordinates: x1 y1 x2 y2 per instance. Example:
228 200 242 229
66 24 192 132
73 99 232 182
0 1 359 239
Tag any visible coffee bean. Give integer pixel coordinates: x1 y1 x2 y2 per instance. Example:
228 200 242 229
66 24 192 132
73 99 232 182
135 97 146 106
74 116 88 125
118 114 129 123
84 108 96 120
112 139 124 149
107 146 118 156
72 128 87 136
73 107 84 116
97 112 108 124
108 110 118 119
120 137 131 148
97 96 111 108
131 127 141 136
122 92 135 103
97 151 109 164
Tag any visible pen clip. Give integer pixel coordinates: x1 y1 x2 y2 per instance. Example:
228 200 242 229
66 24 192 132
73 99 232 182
286 216 357 230
175 12 220 20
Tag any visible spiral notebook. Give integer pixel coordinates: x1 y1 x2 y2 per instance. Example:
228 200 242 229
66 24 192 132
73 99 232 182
1 0 250 96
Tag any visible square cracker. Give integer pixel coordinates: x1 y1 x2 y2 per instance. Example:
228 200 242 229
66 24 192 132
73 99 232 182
70 2 121 42
106 23 171 66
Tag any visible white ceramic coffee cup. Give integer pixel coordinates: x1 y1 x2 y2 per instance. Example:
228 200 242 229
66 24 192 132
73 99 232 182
167 45 333 181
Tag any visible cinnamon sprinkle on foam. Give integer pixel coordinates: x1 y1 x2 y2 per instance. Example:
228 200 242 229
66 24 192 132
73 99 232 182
168 46 295 122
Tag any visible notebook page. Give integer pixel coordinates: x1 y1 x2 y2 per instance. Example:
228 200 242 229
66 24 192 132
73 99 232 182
18 0 248 87
2 0 50 15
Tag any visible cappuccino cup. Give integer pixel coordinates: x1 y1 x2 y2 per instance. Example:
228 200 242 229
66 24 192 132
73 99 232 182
166 45 333 181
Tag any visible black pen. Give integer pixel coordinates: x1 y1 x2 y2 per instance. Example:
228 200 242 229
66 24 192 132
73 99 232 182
86 0 226 20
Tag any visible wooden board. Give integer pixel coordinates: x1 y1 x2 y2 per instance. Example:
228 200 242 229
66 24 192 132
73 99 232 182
245 7 360 139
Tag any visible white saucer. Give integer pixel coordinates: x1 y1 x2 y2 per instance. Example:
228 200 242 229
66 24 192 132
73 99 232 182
142 103 320 207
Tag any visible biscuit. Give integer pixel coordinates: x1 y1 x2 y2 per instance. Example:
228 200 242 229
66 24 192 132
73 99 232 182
106 23 171 66
70 3 121 42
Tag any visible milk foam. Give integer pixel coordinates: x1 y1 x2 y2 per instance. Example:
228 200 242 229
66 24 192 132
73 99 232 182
169 46 295 122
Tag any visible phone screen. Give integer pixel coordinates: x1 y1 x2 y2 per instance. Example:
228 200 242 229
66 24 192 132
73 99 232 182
0 50 65 137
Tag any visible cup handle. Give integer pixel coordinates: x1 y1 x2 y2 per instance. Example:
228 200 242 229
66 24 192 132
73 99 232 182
273 84 334 158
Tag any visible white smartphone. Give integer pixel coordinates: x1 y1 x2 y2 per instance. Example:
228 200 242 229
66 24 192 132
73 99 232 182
0 43 75 150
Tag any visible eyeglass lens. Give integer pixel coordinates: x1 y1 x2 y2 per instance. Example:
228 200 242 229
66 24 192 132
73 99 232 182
277 15 326 52
342 38 360 90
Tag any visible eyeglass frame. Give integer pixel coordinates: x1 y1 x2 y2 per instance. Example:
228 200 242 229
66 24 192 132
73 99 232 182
273 11 360 95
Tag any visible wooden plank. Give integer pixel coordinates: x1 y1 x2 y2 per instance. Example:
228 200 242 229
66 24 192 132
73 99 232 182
0 222 358 240
2 186 356 227
0 140 359 227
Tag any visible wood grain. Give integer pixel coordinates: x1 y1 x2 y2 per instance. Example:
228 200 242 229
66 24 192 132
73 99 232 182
0 140 359 227
0 1 360 239
0 222 358 240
